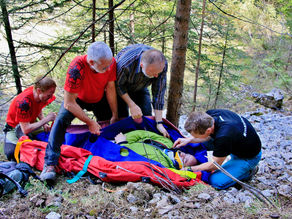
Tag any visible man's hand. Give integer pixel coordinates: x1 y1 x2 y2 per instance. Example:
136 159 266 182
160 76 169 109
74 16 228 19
173 137 192 148
114 132 126 143
157 124 170 138
129 104 143 119
110 115 119 125
43 124 51 132
88 120 101 135
45 112 57 122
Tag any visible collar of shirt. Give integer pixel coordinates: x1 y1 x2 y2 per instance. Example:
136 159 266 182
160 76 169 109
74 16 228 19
135 55 143 74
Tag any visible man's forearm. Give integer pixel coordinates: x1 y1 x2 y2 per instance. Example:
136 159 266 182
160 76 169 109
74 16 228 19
190 136 211 143
64 101 93 125
121 93 136 108
154 109 163 122
38 112 44 120
190 156 226 172
190 161 217 172
106 82 118 117
20 118 51 135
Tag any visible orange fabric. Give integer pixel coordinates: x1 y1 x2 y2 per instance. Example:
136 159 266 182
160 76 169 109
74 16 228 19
18 136 203 188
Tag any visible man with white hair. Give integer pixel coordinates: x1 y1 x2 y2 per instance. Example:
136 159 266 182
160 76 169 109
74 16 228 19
40 42 118 181
116 44 169 138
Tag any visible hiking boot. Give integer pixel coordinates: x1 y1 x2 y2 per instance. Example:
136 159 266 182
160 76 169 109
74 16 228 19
40 165 56 181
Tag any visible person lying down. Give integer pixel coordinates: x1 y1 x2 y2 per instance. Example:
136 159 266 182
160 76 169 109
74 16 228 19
114 130 200 171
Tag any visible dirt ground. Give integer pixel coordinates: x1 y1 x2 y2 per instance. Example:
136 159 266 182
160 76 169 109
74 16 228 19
0 163 291 219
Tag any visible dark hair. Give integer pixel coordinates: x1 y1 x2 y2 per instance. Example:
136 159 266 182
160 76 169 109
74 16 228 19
34 76 56 92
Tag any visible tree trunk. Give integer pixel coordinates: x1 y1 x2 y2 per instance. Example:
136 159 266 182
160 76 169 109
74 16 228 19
92 0 96 42
0 0 22 94
103 0 107 43
108 0 115 55
161 27 165 54
129 6 135 43
193 0 206 111
166 0 191 126
214 26 229 108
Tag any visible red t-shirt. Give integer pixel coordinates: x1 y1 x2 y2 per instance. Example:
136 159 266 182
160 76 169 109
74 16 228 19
64 55 116 103
6 86 56 128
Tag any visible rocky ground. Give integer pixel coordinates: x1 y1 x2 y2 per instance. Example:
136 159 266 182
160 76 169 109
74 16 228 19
0 107 291 218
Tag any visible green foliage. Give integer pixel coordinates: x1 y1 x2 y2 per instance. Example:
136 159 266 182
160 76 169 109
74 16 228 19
0 0 291 114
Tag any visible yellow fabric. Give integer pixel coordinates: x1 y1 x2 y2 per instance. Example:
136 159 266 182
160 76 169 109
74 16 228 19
168 168 197 179
14 139 32 163
174 151 183 169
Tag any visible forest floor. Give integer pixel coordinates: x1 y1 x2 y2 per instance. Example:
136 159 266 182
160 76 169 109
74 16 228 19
0 91 291 219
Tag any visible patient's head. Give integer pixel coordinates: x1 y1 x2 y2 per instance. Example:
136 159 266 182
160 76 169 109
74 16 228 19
178 151 198 166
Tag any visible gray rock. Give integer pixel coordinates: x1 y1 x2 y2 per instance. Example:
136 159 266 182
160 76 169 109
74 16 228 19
198 193 211 201
158 205 174 215
261 189 274 197
46 212 61 219
183 202 200 209
127 194 137 203
169 194 181 204
130 206 138 214
156 195 169 208
244 198 253 208
252 88 284 109
149 194 161 206
237 192 251 202
278 184 292 196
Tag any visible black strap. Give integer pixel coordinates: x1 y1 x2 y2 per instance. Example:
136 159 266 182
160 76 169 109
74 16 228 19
0 172 28 197
142 139 168 151
3 124 14 133
16 162 41 181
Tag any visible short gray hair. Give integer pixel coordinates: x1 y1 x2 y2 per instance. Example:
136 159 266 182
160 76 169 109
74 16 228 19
87 41 113 63
141 49 165 67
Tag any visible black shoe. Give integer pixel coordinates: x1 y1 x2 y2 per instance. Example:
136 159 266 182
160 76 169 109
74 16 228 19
244 166 259 182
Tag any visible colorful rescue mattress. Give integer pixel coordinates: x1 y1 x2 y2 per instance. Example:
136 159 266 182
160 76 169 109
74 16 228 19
17 116 210 190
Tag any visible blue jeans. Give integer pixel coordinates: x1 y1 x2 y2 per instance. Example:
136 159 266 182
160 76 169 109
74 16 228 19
117 87 152 118
44 96 112 165
209 151 262 190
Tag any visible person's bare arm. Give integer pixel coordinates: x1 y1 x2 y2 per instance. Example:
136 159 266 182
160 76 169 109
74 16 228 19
63 90 101 135
154 109 170 138
121 93 142 119
173 136 211 148
20 112 56 135
105 81 118 124
184 156 226 172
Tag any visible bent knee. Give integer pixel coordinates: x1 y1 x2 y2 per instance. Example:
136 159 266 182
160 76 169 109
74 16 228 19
4 142 16 161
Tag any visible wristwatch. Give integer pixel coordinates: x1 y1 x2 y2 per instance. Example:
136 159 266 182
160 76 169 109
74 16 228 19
187 167 193 172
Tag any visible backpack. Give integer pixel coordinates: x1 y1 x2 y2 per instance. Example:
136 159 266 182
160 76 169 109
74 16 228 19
0 161 40 197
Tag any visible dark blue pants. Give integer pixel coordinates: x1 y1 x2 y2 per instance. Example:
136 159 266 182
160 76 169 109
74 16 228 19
117 88 152 118
44 96 112 165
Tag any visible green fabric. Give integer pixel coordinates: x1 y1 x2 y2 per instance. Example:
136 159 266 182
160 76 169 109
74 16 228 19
5 122 44 144
121 130 175 168
6 129 18 144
